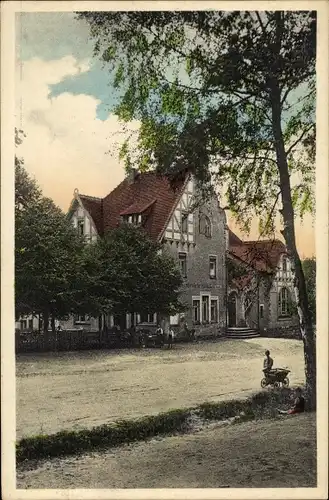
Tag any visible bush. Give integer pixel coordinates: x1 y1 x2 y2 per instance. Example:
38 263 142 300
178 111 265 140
197 388 294 422
16 387 298 464
17 408 190 463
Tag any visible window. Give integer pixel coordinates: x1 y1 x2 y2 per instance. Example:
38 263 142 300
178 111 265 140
211 299 218 323
282 256 287 272
77 219 84 236
278 287 290 316
140 313 156 323
181 212 188 233
193 299 200 323
179 252 187 278
209 256 217 279
75 314 90 324
199 214 211 238
132 214 142 224
202 295 210 322
123 213 142 225
260 304 264 319
28 319 33 329
20 319 27 330
170 314 179 325
244 292 253 314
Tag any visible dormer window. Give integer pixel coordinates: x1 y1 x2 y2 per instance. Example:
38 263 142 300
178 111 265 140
123 213 142 225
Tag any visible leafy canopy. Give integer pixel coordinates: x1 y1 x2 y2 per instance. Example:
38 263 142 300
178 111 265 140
15 194 88 319
15 128 41 211
78 10 316 234
90 223 185 318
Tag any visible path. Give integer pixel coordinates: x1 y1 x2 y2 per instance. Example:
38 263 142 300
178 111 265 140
16 338 305 438
17 414 316 488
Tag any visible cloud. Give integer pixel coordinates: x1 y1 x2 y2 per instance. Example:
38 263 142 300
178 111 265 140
15 56 140 210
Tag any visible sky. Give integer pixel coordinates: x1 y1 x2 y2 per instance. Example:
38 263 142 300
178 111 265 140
15 12 315 258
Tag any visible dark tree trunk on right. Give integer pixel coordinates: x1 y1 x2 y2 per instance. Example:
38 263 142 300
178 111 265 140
270 80 316 410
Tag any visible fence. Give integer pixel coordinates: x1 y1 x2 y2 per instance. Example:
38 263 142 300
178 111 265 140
15 329 134 353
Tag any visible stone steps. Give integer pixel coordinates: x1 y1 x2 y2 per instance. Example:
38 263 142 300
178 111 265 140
225 327 260 339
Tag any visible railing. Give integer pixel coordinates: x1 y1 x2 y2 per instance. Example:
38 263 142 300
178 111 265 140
15 329 133 353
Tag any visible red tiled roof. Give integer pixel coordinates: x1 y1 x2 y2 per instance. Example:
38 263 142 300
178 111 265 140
228 229 287 287
79 171 187 240
228 229 243 246
243 239 286 271
119 198 156 216
79 195 103 235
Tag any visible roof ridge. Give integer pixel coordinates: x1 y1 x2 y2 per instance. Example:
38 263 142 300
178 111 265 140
103 177 128 201
79 194 103 202
244 239 285 246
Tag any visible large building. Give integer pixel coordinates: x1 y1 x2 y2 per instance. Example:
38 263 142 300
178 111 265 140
16 169 299 337
65 169 227 336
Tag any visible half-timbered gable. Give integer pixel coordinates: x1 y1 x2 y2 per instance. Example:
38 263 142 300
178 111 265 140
68 189 101 242
164 176 195 244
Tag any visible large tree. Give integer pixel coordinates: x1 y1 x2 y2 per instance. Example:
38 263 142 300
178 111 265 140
15 195 87 336
90 223 185 322
79 10 317 408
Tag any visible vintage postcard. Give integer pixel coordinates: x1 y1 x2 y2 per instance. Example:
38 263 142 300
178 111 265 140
1 0 328 499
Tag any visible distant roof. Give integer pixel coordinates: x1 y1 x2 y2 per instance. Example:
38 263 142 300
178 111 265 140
76 171 188 241
228 230 287 288
228 229 243 247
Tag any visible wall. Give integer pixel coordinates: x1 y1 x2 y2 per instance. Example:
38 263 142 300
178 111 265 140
70 199 98 243
268 255 299 330
60 315 99 332
163 183 227 337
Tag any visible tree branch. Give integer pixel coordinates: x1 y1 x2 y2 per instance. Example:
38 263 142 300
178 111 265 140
285 124 314 156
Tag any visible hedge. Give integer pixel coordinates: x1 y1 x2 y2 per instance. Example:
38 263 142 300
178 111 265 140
17 387 297 464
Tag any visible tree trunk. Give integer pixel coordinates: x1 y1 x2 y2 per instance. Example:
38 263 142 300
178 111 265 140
270 81 316 410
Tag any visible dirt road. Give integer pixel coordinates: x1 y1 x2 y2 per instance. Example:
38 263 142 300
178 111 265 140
16 338 305 438
17 413 316 489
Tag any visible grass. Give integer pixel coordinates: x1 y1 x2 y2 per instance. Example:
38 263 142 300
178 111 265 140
17 387 297 464
17 414 317 488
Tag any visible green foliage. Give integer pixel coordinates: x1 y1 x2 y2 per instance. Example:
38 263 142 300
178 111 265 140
226 256 250 286
78 11 316 232
15 194 88 322
15 129 41 211
17 408 190 463
15 147 92 323
197 387 294 421
89 223 185 318
16 388 297 463
302 257 316 322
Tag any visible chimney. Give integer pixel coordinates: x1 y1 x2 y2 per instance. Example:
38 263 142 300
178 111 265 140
127 168 138 184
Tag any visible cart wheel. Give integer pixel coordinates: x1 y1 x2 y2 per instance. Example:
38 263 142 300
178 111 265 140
282 377 289 387
261 378 267 388
273 381 280 389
